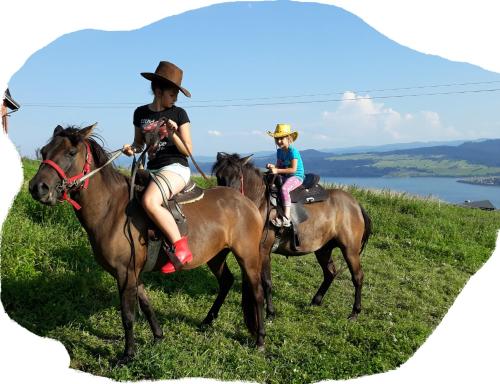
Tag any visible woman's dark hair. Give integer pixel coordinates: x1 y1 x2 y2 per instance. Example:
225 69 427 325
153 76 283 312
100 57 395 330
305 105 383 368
151 80 179 94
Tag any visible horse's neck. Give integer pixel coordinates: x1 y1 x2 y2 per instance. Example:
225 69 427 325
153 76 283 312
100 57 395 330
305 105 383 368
73 171 128 230
243 169 267 209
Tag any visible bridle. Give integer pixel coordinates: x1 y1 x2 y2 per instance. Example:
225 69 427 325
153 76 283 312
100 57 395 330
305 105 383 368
41 141 93 210
238 165 245 196
40 141 122 210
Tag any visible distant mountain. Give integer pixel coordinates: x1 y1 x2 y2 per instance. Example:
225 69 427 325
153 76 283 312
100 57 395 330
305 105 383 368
321 139 481 154
382 139 500 167
191 138 500 177
321 139 500 177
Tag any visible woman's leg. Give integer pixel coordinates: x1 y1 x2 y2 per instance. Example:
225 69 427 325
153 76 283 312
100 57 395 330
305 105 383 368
281 176 303 220
142 170 192 273
142 170 186 243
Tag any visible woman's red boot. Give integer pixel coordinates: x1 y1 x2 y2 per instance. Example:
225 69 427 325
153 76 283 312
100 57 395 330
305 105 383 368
161 236 193 274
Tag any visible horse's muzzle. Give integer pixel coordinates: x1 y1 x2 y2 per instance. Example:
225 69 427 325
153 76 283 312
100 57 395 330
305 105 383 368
28 178 57 205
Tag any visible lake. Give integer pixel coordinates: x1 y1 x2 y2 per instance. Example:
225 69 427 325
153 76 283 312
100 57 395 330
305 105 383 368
321 177 500 209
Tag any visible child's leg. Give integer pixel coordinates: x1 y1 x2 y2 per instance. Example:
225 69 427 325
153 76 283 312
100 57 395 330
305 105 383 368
281 176 303 219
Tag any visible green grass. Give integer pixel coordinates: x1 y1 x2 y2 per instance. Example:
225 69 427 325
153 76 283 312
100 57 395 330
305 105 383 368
1 158 499 382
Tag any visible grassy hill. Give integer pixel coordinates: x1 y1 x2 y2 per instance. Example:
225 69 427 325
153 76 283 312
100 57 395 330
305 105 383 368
1 158 499 382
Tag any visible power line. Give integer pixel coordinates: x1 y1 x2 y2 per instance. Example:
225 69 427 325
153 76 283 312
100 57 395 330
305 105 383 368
21 86 500 109
23 79 500 106
186 88 500 108
182 79 500 103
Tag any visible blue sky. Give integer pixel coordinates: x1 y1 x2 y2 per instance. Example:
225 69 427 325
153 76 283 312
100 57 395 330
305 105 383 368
1 2 500 384
7 1 500 159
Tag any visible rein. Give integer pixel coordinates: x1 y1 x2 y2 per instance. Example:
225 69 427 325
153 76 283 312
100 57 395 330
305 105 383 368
261 173 275 244
148 118 210 180
42 142 122 210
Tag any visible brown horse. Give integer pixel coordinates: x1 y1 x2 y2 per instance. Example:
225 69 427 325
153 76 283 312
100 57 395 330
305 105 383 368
213 153 372 320
28 125 266 362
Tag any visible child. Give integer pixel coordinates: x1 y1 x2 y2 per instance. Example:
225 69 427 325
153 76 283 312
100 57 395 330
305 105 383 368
122 61 193 274
266 123 305 227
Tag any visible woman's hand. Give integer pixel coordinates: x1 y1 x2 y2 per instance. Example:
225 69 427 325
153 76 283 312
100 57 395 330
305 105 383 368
122 144 134 156
165 118 178 133
266 163 275 169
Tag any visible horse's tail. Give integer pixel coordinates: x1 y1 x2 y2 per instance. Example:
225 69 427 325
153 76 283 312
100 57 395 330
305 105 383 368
241 273 258 336
359 204 372 255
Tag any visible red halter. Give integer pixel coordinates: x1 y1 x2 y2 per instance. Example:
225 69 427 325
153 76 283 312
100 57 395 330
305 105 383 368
41 141 93 210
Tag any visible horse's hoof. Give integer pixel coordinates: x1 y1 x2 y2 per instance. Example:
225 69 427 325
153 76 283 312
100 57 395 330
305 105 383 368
200 313 217 328
199 319 214 331
266 311 276 321
256 344 265 353
311 296 323 306
116 353 134 366
153 335 164 344
348 312 359 321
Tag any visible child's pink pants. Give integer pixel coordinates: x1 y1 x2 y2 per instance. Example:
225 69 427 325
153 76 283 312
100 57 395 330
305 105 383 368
281 176 303 207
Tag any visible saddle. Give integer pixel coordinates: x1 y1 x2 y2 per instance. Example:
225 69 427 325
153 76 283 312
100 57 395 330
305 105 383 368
133 169 204 272
290 173 328 204
134 169 204 203
267 173 328 251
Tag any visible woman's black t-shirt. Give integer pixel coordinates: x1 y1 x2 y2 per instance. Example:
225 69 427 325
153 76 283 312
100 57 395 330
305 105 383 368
133 104 190 169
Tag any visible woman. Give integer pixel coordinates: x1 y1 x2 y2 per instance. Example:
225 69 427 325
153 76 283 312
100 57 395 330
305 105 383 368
123 61 193 273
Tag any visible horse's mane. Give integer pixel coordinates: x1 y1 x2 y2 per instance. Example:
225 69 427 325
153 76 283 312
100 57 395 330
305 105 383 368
54 126 126 185
212 153 264 191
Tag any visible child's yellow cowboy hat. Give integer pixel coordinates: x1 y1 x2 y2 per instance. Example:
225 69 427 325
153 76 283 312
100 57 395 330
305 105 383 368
267 123 299 141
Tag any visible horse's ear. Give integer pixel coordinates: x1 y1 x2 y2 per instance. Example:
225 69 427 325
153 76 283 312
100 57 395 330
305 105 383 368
241 154 253 165
217 152 228 161
53 125 64 137
80 122 98 139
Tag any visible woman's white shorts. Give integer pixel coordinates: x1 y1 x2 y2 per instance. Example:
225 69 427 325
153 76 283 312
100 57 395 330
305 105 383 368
149 163 191 185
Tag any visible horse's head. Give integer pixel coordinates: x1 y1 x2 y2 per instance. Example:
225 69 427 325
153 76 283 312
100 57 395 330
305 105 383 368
29 123 96 205
212 152 253 190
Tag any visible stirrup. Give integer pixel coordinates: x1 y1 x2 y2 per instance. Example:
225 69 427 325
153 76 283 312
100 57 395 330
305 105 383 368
282 217 291 227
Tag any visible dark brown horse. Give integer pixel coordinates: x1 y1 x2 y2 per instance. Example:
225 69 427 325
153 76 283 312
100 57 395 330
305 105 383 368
28 125 266 362
213 153 372 320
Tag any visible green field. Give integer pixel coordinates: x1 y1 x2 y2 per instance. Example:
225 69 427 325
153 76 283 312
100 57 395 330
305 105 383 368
1 158 499 382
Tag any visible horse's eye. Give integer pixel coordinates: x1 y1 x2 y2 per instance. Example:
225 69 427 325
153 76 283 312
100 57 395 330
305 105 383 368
68 148 78 157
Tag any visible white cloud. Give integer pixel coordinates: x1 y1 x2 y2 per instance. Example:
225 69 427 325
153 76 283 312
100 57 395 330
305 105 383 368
251 130 265 136
319 91 461 145
421 110 441 128
207 130 222 136
312 133 331 141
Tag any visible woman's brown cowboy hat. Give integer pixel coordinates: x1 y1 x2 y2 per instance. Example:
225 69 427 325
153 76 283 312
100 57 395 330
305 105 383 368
141 61 191 97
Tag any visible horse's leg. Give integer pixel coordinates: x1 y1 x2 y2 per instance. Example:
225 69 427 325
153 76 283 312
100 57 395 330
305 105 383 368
341 244 364 320
260 243 276 319
137 282 164 342
233 249 266 350
116 270 139 363
311 242 337 306
201 249 233 327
